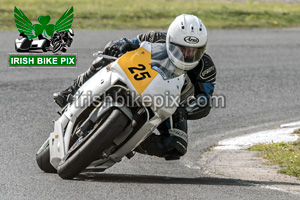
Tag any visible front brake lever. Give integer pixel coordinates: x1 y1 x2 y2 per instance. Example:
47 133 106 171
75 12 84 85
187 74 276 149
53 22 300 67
93 51 118 60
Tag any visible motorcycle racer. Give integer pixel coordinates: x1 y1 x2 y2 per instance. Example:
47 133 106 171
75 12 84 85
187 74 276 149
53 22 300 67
50 28 74 52
53 14 216 160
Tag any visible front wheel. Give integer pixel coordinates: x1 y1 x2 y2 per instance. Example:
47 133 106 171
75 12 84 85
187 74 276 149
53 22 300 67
57 109 129 179
36 140 57 173
52 42 62 53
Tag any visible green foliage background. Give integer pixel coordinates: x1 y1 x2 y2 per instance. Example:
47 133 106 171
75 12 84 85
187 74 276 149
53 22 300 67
1 0 300 30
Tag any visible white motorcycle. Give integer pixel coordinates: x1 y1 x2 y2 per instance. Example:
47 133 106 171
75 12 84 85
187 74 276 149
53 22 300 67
36 42 193 179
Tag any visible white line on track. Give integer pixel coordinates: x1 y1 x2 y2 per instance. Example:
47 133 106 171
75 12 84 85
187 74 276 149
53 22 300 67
214 121 300 150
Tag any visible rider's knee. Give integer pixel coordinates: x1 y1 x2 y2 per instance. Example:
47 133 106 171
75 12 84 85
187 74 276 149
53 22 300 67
135 128 188 161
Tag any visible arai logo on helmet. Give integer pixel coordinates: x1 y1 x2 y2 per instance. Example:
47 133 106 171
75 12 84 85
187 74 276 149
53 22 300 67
184 36 199 44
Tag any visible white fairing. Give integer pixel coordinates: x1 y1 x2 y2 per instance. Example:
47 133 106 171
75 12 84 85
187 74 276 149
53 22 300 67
67 67 117 119
141 74 184 119
49 116 68 168
31 39 45 48
49 42 186 170
50 67 119 168
15 38 26 49
141 42 185 119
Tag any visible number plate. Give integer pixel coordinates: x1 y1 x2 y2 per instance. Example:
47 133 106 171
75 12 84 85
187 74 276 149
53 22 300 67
117 47 158 94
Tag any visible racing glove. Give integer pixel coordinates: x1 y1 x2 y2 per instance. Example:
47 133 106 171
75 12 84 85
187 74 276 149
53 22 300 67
104 38 139 57
104 40 121 57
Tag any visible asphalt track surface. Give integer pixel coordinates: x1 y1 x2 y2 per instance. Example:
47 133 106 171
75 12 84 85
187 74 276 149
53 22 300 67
1 29 300 199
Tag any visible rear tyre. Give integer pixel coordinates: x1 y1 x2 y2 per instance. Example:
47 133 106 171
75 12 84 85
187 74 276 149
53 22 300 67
57 109 129 179
36 141 57 173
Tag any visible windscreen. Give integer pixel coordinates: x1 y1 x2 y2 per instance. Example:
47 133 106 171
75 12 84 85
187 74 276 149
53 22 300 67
151 43 185 80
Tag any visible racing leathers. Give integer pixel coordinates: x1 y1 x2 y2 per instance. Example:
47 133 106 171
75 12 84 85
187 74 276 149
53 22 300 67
53 31 216 160
50 31 73 52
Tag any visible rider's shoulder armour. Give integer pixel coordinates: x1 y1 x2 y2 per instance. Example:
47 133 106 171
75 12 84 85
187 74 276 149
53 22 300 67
137 31 167 43
191 53 216 83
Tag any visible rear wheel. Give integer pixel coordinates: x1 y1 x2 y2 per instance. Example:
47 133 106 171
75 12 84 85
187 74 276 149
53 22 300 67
36 140 57 173
57 109 129 179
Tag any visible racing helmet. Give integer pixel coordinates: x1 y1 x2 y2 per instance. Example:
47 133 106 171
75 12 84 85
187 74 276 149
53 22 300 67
166 14 207 71
68 28 74 38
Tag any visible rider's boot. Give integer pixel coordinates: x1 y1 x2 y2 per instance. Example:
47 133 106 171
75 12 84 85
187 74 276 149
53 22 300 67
53 81 79 108
53 57 111 108
135 107 188 160
135 130 188 160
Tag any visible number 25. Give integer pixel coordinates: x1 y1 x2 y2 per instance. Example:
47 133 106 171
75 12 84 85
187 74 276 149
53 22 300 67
128 64 151 81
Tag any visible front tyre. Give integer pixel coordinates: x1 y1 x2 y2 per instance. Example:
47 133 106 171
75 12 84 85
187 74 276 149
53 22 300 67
36 140 57 173
57 109 129 179
52 42 62 53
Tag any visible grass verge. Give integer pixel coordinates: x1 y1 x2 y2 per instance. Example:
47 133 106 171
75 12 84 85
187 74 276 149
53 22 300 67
1 0 300 30
248 129 300 178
